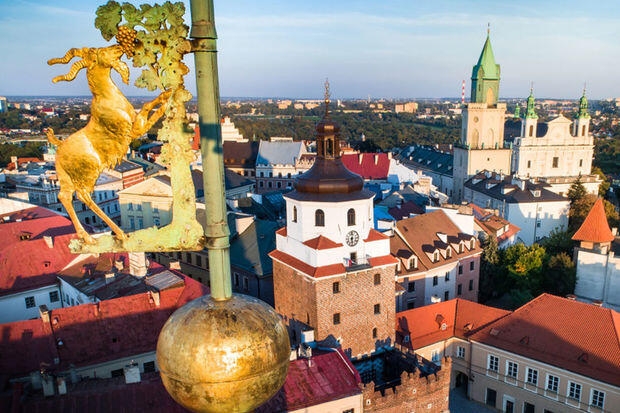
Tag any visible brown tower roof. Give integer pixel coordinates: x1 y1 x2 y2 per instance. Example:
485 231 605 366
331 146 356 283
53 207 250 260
287 82 371 202
572 198 615 243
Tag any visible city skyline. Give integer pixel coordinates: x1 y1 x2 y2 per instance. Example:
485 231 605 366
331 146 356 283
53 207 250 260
1 0 619 100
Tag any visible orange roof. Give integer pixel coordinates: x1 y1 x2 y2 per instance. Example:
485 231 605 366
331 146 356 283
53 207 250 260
303 235 342 250
572 198 614 243
395 299 510 350
365 228 389 242
276 227 287 237
470 294 620 387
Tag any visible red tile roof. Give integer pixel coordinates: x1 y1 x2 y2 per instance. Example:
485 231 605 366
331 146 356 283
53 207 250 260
572 198 615 243
0 207 78 296
0 274 208 377
469 293 620 387
395 299 510 350
303 235 343 250
341 153 390 180
365 228 389 242
276 227 287 237
257 348 361 412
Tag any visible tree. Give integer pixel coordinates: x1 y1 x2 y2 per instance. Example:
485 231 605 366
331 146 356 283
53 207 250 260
542 252 576 297
592 166 610 197
541 227 575 257
478 236 501 303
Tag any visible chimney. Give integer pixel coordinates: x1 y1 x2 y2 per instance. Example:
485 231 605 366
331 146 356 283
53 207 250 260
114 258 124 272
39 305 50 323
169 259 181 270
149 290 161 307
128 252 148 278
105 272 116 284
43 235 53 249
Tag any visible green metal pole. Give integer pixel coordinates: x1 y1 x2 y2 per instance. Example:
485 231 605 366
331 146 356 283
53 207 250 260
189 0 232 300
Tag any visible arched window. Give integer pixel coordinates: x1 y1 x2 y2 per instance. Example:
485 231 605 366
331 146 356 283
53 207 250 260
372 328 377 339
529 125 534 137
581 125 586 136
292 206 297 223
315 209 325 227
347 208 356 226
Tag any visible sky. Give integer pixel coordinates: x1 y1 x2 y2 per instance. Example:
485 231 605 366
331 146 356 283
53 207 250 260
1 0 619 100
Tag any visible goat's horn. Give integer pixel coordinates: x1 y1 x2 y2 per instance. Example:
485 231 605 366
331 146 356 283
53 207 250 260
47 47 87 66
52 59 87 83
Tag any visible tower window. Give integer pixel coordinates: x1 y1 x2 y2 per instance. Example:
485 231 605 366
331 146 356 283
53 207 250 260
374 304 381 314
374 273 381 285
433 276 438 286
333 281 340 294
292 206 297 223
315 209 325 227
552 157 559 168
527 160 531 168
347 208 356 226
529 125 534 137
581 125 586 136
372 328 377 339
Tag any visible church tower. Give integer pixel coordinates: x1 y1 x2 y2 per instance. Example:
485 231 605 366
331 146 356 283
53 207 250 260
453 30 512 202
271 83 398 359
522 87 539 138
573 88 591 138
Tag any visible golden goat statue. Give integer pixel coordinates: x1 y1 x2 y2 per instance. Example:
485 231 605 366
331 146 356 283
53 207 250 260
47 45 171 244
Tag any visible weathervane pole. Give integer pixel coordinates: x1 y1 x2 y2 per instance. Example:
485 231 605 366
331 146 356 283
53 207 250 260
189 0 231 300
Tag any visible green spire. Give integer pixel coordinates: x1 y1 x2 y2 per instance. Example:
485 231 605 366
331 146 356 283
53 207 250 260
577 86 590 119
525 86 538 119
470 27 501 105
514 105 520 118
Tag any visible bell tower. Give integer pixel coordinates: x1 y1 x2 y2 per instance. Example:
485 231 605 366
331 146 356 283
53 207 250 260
453 28 512 202
271 82 398 359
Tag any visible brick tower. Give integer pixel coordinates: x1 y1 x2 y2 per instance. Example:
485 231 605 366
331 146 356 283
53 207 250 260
271 83 398 359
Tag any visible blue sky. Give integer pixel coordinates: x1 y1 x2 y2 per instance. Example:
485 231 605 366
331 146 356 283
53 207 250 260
1 0 619 99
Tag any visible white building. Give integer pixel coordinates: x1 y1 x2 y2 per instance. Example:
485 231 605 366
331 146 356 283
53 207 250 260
464 172 569 245
255 138 311 193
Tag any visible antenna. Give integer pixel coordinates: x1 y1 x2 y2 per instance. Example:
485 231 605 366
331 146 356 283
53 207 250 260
461 80 465 104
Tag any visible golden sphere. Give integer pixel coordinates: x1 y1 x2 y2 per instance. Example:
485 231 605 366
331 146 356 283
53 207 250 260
157 294 290 413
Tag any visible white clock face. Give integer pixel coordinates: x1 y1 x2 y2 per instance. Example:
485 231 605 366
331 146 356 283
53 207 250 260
345 230 359 247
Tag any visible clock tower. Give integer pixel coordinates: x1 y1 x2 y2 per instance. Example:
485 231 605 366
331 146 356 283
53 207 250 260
271 83 398 358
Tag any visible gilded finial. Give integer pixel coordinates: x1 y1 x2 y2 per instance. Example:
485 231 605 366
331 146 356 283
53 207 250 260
583 82 587 96
487 22 490 35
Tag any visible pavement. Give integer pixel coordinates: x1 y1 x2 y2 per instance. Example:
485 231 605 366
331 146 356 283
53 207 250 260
449 385 497 413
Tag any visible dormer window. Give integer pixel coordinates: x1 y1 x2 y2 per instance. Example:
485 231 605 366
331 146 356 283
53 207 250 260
433 251 439 263
446 249 452 258
315 209 325 227
407 256 418 270
469 238 476 250
459 243 464 253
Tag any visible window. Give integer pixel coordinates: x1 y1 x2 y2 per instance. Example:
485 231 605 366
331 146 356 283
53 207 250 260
374 304 381 314
111 368 124 378
234 273 240 287
444 271 450 281
374 273 381 285
333 313 341 325
432 276 438 286
444 290 449 301
292 206 297 222
195 255 202 267
552 157 559 168
333 281 340 294
343 409 355 413
407 256 417 270
506 361 518 379
527 160 531 168
406 300 415 309
49 291 60 303
488 355 499 372
433 251 439 262
456 346 465 358
568 381 581 401
579 159 583 167
469 261 475 271
458 265 463 275
128 203 133 211
277 182 282 188
315 209 325 226
143 361 156 373
407 281 415 292
136 203 142 211
485 388 497 407
347 208 355 226
524 402 535 413
591 389 605 409
25 296 36 308
372 328 377 339
529 124 534 137
457 283 463 295
546 374 559 393
525 367 538 386
268 182 272 188
431 349 441 365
